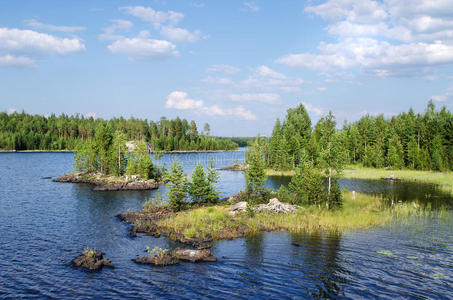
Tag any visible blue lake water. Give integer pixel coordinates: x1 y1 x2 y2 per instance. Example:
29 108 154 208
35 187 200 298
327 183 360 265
0 151 452 299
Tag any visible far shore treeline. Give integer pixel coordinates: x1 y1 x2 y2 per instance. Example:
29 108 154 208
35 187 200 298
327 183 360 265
267 100 453 172
0 112 249 151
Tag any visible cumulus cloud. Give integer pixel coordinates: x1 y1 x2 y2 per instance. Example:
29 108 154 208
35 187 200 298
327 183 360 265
206 64 241 74
302 102 324 116
243 2 260 12
255 65 285 79
7 108 17 114
25 19 85 33
165 91 256 120
160 26 201 43
119 6 203 46
0 28 85 56
99 19 133 41
201 77 234 85
238 65 305 90
431 85 453 102
0 28 85 68
120 6 184 28
107 31 178 60
0 55 35 68
166 91 204 109
229 93 281 104
277 0 453 77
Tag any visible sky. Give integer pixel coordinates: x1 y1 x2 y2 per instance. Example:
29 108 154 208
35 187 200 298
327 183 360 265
1 0 453 136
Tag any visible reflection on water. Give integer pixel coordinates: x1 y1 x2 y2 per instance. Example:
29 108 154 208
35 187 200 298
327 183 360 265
0 152 452 299
267 175 453 209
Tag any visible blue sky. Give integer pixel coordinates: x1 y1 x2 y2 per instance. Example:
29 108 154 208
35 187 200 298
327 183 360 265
1 1 453 136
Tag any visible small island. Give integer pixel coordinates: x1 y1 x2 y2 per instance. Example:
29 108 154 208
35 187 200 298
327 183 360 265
55 124 166 191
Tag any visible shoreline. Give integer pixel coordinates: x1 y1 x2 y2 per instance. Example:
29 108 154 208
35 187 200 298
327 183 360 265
265 166 453 195
119 192 427 249
0 149 240 154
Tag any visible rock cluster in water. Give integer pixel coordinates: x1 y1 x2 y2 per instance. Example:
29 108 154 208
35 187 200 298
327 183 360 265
55 172 159 191
72 250 114 270
132 248 216 266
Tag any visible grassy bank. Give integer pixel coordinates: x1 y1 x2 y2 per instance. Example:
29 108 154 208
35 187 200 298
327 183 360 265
266 166 453 195
156 192 430 240
343 165 453 195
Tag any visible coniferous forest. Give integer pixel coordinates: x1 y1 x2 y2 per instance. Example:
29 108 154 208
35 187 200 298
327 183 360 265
267 100 453 172
0 112 238 151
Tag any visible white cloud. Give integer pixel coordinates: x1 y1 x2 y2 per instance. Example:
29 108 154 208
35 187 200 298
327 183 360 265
277 38 453 75
278 0 453 77
201 77 234 85
202 105 256 120
191 3 205 8
107 31 178 60
255 65 285 79
166 91 203 109
7 108 17 114
302 102 324 116
0 55 35 68
25 19 85 33
0 28 85 56
431 85 453 102
121 6 183 28
0 28 85 68
279 86 301 93
317 87 328 92
160 26 201 43
206 64 241 74
243 2 260 12
229 93 281 104
165 91 256 120
99 19 133 41
431 94 447 102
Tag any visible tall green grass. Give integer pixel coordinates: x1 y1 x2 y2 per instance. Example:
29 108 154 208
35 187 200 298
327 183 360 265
157 192 438 239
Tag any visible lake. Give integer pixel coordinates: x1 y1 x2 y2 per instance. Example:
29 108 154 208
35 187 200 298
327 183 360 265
0 151 452 299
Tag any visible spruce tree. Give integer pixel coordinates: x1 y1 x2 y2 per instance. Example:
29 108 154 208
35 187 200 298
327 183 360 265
245 140 267 198
206 156 220 203
167 158 188 211
189 161 210 203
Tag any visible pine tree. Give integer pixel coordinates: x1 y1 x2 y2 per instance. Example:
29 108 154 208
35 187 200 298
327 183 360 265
167 158 188 211
189 161 210 203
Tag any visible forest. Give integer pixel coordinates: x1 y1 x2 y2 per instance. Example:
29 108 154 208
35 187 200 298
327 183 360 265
0 112 238 151
267 100 453 172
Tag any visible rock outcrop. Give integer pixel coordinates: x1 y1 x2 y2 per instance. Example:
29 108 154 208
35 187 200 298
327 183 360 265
55 172 159 191
72 250 114 270
229 198 298 215
255 198 299 214
172 248 217 262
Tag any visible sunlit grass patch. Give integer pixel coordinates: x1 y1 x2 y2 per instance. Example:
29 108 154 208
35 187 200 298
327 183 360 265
157 192 433 240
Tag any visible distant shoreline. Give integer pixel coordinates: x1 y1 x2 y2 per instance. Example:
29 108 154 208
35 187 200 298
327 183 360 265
0 149 242 154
